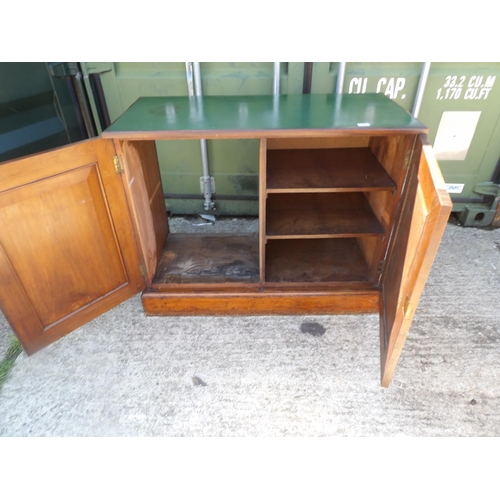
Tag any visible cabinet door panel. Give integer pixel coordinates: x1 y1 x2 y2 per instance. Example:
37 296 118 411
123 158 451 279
0 139 145 354
380 135 452 387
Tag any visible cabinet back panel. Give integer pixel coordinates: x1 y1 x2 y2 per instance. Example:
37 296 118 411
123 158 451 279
265 238 374 284
266 136 370 150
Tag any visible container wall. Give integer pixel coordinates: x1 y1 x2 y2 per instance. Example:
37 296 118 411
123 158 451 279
417 63 500 210
84 62 307 215
82 62 500 220
311 62 423 112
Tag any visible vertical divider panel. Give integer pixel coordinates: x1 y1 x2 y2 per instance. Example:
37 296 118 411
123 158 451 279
259 138 267 284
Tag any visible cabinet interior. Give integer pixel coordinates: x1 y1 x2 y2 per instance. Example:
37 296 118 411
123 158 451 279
119 133 414 293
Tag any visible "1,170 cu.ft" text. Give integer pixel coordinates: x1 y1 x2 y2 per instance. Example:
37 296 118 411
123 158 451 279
436 75 496 100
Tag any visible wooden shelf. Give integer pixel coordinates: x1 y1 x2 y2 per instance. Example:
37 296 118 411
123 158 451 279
265 238 373 283
266 192 384 238
266 148 396 193
152 233 259 285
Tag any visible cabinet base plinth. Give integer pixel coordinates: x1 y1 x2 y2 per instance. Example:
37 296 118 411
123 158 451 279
141 289 379 316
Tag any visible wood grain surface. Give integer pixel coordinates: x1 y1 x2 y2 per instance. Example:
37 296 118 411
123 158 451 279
265 238 374 283
153 234 259 284
0 139 144 354
380 135 452 387
142 289 379 316
266 148 396 193
266 192 385 238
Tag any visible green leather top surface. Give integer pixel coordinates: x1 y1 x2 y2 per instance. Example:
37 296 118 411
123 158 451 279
103 93 427 138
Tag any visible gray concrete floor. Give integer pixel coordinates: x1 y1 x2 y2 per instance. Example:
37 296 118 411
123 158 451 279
0 216 499 436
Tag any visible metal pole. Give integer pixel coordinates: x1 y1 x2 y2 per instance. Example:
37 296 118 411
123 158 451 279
303 63 313 94
273 62 280 95
193 62 203 98
412 62 431 118
336 62 346 94
185 62 195 96
186 62 215 211
73 71 98 138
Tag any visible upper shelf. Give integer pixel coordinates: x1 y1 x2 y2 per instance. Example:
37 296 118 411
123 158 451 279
267 147 397 193
102 94 427 140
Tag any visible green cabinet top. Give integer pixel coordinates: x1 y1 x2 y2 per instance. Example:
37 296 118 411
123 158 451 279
102 93 427 140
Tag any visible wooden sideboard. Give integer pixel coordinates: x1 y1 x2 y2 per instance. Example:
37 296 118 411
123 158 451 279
0 94 452 386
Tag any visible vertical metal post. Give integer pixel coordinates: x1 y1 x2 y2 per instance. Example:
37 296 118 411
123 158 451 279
303 63 313 94
193 62 203 98
185 62 195 96
412 62 431 118
336 62 346 94
273 62 280 95
186 62 215 211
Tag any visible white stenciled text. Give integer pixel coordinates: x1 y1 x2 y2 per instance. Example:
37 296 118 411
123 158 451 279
436 75 496 100
348 77 407 99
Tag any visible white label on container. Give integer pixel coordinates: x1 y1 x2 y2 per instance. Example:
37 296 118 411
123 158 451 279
445 183 465 194
433 111 481 160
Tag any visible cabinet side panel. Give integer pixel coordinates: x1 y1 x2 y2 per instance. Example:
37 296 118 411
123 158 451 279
259 138 266 283
360 135 417 277
119 140 168 284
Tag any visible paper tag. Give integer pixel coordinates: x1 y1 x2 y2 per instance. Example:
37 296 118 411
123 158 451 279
445 183 465 194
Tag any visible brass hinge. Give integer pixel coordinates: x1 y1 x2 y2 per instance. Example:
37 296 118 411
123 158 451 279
113 155 124 174
403 295 412 318
139 264 146 277
378 260 386 274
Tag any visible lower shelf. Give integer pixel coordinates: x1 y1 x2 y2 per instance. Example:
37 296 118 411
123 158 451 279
147 233 378 315
153 233 259 285
153 233 375 287
266 238 374 283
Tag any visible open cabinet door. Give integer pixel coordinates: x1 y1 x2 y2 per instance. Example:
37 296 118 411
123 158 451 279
380 134 452 387
0 139 145 354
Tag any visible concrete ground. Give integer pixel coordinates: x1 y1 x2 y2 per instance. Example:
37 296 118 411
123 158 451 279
0 216 499 436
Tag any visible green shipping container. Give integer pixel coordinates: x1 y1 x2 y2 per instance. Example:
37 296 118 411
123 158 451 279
80 62 500 226
81 63 306 216
418 63 500 226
